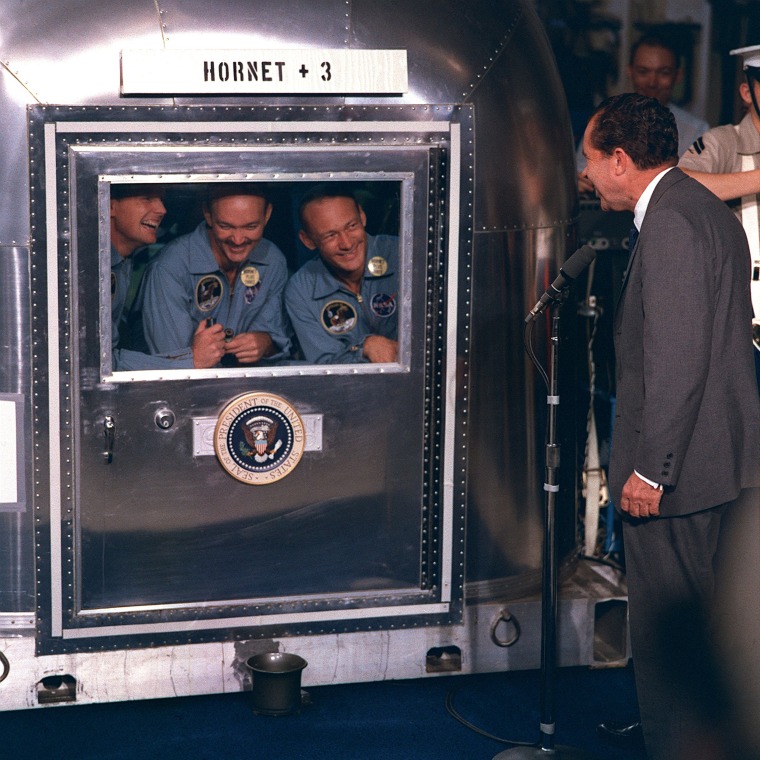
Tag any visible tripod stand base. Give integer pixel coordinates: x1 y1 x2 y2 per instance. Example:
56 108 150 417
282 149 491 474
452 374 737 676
493 745 600 759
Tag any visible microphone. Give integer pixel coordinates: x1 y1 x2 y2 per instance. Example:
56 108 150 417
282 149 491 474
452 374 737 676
525 244 597 322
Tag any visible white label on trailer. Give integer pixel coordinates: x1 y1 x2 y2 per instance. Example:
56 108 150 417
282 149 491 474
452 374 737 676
193 414 323 456
0 400 18 503
120 49 408 95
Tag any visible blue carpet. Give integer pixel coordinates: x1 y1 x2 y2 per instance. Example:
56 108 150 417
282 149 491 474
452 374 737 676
0 665 642 759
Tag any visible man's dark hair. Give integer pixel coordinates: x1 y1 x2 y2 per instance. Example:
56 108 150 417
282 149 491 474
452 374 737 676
110 183 165 200
298 183 361 229
629 32 681 68
590 93 678 169
204 182 268 210
746 66 760 85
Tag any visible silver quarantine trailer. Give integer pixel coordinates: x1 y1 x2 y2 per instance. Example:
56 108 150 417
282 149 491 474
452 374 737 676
0 0 626 709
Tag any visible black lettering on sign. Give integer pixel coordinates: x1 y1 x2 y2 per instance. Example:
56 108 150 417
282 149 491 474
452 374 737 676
204 60 288 85
321 61 332 81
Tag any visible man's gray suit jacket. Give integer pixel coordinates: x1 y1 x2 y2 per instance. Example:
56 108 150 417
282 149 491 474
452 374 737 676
609 167 760 517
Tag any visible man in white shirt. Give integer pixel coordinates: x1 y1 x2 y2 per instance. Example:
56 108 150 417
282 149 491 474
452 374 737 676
581 92 760 760
679 44 760 373
577 32 708 192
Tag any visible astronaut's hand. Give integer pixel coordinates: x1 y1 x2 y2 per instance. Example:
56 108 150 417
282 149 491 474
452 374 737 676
224 331 274 365
362 335 398 363
192 320 226 368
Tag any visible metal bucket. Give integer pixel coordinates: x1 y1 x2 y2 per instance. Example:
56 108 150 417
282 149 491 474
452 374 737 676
245 653 308 716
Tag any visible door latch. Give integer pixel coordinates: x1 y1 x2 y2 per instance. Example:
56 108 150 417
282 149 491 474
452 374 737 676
103 415 115 464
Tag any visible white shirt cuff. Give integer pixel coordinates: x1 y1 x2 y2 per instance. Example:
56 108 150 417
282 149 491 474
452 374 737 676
635 470 663 490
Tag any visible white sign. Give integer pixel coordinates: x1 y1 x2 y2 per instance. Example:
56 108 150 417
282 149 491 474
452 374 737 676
121 49 408 95
0 400 18 504
193 413 323 456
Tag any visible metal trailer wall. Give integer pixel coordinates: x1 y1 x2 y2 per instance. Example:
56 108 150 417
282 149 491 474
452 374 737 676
0 0 618 709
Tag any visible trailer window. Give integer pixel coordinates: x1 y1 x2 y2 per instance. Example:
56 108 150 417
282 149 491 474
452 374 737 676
104 178 407 378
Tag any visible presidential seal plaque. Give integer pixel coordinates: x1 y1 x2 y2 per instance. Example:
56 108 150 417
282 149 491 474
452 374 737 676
214 392 305 484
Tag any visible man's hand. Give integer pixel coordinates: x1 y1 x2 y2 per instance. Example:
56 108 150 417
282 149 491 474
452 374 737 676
362 335 398 363
192 320 226 368
620 472 663 518
224 331 274 365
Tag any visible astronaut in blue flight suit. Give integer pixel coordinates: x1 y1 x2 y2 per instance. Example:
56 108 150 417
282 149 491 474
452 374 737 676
110 184 196 371
285 187 399 364
140 183 290 368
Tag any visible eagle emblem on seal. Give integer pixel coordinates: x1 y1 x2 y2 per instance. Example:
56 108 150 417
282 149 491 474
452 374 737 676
241 415 282 462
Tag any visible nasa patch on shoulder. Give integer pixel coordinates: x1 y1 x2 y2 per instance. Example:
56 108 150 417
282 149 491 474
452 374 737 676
214 392 305 484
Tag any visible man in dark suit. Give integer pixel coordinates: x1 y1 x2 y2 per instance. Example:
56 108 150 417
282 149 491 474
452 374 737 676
581 93 760 760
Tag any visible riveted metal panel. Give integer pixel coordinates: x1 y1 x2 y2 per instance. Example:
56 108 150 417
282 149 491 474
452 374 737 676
29 103 473 654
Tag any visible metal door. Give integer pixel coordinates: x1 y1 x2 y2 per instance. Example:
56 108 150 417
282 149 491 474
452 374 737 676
29 105 472 654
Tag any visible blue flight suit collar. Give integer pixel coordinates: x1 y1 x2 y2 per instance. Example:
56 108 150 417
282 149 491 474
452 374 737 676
309 252 395 300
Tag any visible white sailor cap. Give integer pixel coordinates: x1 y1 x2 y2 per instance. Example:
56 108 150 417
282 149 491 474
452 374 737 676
731 44 760 70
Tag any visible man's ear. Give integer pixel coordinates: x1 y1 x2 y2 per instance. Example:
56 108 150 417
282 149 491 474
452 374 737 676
299 229 317 250
740 82 752 107
612 147 629 175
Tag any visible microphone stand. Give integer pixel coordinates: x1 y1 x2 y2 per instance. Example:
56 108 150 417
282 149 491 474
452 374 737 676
493 299 598 759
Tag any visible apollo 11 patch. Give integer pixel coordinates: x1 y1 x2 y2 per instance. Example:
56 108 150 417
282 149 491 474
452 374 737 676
214 392 305 484
321 300 357 334
196 274 223 312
